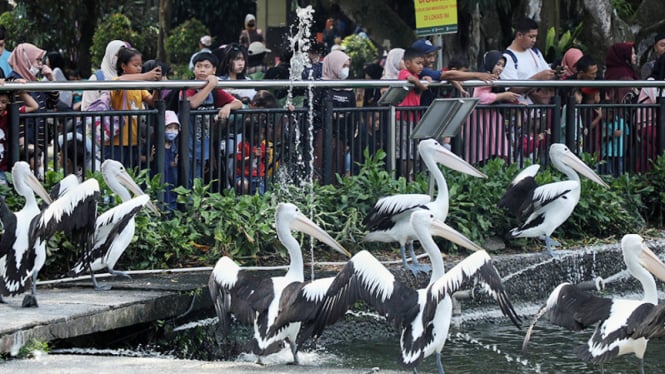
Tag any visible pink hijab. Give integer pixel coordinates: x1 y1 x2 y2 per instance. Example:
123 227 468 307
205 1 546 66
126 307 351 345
8 43 45 81
322 50 350 80
561 48 583 78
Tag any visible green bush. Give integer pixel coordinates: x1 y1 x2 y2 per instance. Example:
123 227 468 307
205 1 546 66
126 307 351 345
341 34 379 79
90 13 140 71
0 8 36 51
165 18 209 65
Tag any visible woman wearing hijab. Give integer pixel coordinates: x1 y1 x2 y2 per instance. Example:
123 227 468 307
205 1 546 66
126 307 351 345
560 47 583 79
604 42 638 104
381 48 405 80
81 40 128 111
464 50 521 165
239 14 264 50
8 43 59 152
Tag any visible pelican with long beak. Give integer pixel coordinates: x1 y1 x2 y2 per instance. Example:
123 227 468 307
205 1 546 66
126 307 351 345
499 143 609 256
209 202 351 364
363 138 487 274
523 234 665 374
67 160 159 290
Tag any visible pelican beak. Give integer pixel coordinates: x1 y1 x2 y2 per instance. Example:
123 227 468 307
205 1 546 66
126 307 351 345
561 152 609 188
291 213 351 258
432 146 487 178
116 170 160 216
429 219 483 252
26 172 52 204
639 243 665 283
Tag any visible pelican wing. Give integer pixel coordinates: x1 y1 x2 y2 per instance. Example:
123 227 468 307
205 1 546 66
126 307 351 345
0 198 31 296
49 174 81 200
68 195 147 276
363 194 430 231
522 283 612 352
499 164 540 218
631 303 665 339
310 250 419 339
428 250 521 328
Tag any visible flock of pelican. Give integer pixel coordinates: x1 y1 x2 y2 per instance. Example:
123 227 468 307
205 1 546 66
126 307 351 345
0 160 157 307
209 140 665 373
2 138 665 373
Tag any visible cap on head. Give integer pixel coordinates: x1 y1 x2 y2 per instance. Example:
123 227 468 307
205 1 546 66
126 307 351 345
411 38 441 54
248 41 271 55
200 35 212 47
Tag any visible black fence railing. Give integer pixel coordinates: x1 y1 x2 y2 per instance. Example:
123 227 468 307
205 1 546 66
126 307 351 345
3 80 665 202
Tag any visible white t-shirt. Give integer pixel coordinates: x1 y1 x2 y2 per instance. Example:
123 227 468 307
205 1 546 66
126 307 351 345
500 48 550 80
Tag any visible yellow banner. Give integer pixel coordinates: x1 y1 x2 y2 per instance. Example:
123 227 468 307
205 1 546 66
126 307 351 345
414 0 458 36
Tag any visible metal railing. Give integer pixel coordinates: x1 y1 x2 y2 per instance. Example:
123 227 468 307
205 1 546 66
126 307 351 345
2 79 664 203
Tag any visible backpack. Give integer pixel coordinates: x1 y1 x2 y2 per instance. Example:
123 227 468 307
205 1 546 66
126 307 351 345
85 90 125 145
503 47 543 70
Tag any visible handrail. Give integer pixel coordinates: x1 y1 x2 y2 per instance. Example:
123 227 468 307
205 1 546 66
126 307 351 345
2 79 665 92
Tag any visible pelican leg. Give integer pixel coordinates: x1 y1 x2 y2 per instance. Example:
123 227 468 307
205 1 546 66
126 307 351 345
639 357 645 374
287 340 299 365
435 352 445 374
90 263 112 291
108 268 131 279
540 235 560 257
408 241 431 274
0 295 5 304
22 272 39 308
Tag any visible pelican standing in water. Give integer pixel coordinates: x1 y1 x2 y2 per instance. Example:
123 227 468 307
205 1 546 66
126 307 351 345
312 211 521 374
0 162 52 305
523 234 665 374
208 203 351 364
499 143 609 256
67 160 159 290
363 138 487 275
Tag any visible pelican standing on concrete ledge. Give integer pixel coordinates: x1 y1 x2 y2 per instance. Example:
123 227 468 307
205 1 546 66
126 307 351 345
315 211 521 374
208 203 351 364
499 143 609 256
67 160 159 290
0 162 52 305
363 138 487 275
523 234 665 374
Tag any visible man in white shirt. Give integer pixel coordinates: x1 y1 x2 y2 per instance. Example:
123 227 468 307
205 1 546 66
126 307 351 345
501 18 555 93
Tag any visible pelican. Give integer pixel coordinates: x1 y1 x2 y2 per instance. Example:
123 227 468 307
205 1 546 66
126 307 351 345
498 143 609 256
522 234 665 374
208 203 351 364
314 211 521 374
363 138 487 275
0 162 53 305
67 159 159 290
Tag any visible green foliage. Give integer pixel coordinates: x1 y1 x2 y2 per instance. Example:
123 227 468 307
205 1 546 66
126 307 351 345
90 13 140 69
0 7 36 51
611 0 636 20
165 18 209 65
17 339 48 358
545 23 584 62
341 34 379 79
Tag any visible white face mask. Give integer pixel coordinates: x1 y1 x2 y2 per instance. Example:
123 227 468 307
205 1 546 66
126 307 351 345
29 65 41 76
340 67 349 80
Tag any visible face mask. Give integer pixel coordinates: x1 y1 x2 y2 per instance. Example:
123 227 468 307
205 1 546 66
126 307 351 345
29 65 41 76
340 67 349 80
248 22 255 28
165 130 179 141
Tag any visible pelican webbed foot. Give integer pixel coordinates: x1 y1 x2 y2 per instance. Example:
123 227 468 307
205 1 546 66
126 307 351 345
540 235 560 258
21 294 38 308
109 269 131 279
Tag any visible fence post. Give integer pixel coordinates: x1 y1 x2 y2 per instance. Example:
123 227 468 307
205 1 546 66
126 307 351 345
388 105 396 175
564 94 576 150
658 96 665 158
551 95 562 145
154 99 166 202
178 94 191 189
8 102 19 165
322 90 334 185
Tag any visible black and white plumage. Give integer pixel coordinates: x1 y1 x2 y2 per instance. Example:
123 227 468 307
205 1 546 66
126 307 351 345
0 162 53 305
67 159 159 290
208 203 351 364
523 234 665 374
363 138 486 274
499 143 608 256
315 211 520 374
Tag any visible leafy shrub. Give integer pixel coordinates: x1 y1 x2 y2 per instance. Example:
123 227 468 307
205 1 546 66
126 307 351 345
165 18 209 65
0 7 36 51
90 13 140 70
341 34 378 79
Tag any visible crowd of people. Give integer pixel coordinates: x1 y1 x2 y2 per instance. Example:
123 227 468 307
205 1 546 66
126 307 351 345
0 14 664 199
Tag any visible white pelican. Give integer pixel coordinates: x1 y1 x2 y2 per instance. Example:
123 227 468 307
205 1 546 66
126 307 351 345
522 234 665 374
67 160 159 290
498 143 609 256
0 162 53 305
363 138 487 274
208 202 351 364
314 211 521 374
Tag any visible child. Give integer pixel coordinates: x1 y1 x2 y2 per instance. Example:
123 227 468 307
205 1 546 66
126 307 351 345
185 52 242 183
109 46 162 167
163 110 180 210
0 90 38 183
600 107 629 177
396 47 430 179
235 120 267 195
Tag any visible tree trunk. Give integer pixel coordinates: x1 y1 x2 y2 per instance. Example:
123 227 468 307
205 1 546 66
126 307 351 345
158 0 171 62
580 0 633 69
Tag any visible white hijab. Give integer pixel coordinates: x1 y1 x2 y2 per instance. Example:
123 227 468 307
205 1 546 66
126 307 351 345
381 48 404 80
